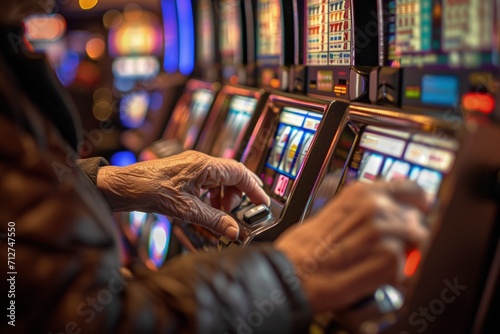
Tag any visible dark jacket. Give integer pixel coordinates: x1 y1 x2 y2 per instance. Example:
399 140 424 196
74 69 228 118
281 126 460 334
0 27 311 333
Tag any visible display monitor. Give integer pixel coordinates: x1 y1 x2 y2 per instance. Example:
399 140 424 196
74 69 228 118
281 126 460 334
219 0 243 69
309 125 458 217
306 0 352 66
382 0 495 68
256 0 283 66
304 0 378 99
261 107 323 202
209 95 258 159
169 89 216 150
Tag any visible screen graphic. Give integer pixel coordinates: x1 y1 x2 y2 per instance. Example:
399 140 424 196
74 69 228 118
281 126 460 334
210 95 258 159
261 107 323 202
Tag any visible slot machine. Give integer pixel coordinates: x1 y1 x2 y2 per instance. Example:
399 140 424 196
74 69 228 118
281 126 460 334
255 0 299 91
118 1 189 153
117 0 220 270
117 79 220 268
179 94 349 250
139 0 222 161
218 0 255 85
295 0 500 332
193 0 269 160
304 0 379 101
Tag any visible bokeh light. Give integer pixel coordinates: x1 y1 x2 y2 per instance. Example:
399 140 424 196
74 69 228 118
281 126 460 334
103 10 123 29
93 100 113 121
86 37 106 60
79 0 99 10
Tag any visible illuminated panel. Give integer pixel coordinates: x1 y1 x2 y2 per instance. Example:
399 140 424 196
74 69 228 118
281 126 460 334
112 56 160 79
306 0 352 66
442 0 493 53
261 107 322 202
197 0 216 65
344 126 457 202
219 0 242 66
387 0 494 67
257 0 283 66
161 0 179 73
210 95 258 159
176 90 215 150
147 215 172 270
420 75 459 107
176 0 195 75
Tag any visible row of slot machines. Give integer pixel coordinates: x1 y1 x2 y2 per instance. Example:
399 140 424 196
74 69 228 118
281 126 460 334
115 0 499 333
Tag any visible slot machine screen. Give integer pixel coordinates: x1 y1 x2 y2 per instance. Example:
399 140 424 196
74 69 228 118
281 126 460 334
219 0 243 67
306 0 352 66
256 0 283 66
261 107 323 202
384 0 494 68
175 89 215 150
210 95 258 159
309 125 458 217
128 211 148 241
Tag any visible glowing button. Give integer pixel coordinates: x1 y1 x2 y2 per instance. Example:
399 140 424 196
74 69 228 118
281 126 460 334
404 249 422 277
462 93 495 114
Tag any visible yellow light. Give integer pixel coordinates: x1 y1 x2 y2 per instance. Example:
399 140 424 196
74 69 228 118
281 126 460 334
103 10 123 29
116 25 156 54
93 101 112 121
79 0 98 10
86 37 106 60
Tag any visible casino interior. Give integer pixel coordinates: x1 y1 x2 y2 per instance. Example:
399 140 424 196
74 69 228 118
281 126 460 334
4 0 500 333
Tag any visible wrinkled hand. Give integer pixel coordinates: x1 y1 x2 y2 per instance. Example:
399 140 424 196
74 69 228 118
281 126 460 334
97 151 270 240
275 180 430 313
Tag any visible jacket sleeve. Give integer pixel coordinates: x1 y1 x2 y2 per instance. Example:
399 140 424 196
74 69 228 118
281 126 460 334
0 112 312 334
77 157 109 187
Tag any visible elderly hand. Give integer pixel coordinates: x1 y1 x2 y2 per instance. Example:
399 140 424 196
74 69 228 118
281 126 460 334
275 180 430 313
97 151 270 241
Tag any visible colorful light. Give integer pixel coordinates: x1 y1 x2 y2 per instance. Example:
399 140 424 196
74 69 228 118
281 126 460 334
86 37 106 60
176 0 195 75
79 0 99 10
111 151 138 167
129 211 148 238
462 92 495 114
161 0 179 73
147 216 172 269
404 249 422 277
24 14 67 41
108 11 163 57
119 90 150 128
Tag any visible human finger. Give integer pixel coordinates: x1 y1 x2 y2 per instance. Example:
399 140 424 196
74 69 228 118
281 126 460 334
221 186 244 212
182 195 241 241
376 179 431 214
213 159 270 206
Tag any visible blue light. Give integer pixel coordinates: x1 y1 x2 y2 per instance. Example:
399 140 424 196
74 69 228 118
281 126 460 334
56 51 80 86
149 91 164 111
110 151 137 166
161 0 179 73
114 78 136 92
176 0 195 75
